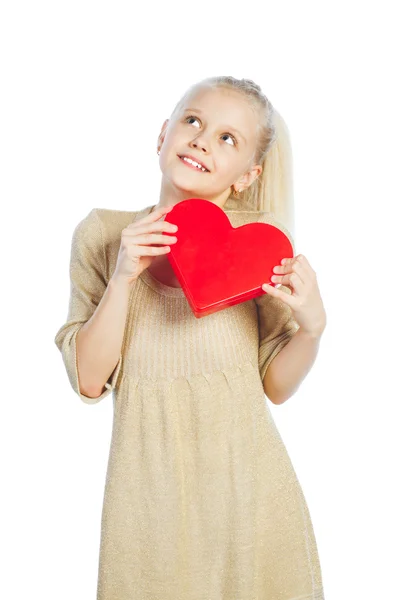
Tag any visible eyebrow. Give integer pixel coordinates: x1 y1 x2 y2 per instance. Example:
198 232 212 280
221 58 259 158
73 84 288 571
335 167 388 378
183 108 247 143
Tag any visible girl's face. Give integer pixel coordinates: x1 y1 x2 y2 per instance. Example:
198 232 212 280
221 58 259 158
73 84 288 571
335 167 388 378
157 86 262 207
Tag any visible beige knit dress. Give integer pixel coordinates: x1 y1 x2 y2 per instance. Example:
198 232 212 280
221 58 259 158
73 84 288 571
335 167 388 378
54 203 325 600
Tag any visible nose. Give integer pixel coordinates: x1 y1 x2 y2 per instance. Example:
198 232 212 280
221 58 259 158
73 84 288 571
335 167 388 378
189 135 209 154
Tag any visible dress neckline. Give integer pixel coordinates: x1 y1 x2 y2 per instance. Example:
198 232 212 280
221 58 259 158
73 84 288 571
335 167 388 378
139 268 186 298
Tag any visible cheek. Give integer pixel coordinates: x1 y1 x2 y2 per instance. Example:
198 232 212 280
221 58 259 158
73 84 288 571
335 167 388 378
160 142 179 166
218 158 241 181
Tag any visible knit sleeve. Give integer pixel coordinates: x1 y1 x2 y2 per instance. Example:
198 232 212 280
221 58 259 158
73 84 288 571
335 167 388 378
54 208 122 404
255 284 300 383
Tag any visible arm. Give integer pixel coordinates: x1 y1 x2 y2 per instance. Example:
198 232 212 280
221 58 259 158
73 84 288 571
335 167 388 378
75 275 133 399
263 326 324 405
255 283 300 405
254 212 325 405
54 209 134 404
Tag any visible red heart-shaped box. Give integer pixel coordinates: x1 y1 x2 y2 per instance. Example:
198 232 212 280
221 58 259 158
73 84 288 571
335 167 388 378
165 198 295 318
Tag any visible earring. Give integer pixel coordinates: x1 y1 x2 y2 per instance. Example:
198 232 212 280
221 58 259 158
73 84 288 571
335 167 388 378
233 188 244 198
157 149 160 155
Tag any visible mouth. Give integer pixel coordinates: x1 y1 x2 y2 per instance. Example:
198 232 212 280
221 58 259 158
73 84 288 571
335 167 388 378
177 155 210 173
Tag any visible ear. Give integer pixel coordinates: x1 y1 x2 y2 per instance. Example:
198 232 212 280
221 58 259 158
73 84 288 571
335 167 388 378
157 119 169 147
235 163 263 189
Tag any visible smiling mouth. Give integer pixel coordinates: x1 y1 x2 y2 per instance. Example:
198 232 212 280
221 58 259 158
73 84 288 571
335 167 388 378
178 155 210 173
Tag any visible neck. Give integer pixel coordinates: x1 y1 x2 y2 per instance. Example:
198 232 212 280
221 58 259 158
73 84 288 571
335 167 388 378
153 178 231 213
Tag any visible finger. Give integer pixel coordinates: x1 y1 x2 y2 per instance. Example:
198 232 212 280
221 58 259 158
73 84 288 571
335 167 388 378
133 205 173 226
133 220 178 235
275 257 307 285
132 245 172 257
285 254 312 270
261 282 296 307
278 272 305 295
133 233 178 246
286 261 307 285
126 212 177 234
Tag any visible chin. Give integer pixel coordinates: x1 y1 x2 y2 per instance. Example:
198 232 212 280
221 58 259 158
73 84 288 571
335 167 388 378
170 179 205 196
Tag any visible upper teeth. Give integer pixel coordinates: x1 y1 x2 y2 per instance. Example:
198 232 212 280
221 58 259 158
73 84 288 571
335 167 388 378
182 156 207 171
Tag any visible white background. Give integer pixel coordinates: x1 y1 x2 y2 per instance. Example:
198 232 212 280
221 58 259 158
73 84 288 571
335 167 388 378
1 1 399 598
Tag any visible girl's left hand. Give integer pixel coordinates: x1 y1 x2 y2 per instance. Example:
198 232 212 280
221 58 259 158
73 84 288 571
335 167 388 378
262 254 327 338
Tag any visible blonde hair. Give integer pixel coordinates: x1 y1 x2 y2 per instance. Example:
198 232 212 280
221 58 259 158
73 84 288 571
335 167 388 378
170 76 295 237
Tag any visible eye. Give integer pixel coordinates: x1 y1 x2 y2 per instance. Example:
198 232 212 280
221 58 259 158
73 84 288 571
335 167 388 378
184 115 237 146
221 133 236 146
185 116 200 127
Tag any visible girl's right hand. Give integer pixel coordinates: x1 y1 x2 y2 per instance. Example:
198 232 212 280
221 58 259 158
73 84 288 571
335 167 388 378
111 205 178 286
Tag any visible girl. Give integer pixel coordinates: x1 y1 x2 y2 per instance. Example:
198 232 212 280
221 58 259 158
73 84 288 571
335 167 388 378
54 76 327 600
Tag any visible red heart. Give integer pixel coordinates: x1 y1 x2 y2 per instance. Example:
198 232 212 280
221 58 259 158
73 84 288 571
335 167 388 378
165 198 295 318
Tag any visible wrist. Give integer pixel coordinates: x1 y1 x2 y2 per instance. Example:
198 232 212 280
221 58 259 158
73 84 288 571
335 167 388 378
109 273 136 292
297 324 325 340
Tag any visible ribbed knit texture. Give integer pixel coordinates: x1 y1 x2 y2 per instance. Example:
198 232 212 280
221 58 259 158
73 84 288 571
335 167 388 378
54 204 324 600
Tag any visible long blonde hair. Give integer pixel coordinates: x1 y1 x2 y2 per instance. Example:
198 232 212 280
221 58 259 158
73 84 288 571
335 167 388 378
170 76 295 237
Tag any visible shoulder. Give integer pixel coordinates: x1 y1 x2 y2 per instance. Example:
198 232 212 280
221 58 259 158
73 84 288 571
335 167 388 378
71 206 139 257
225 208 275 225
88 207 139 259
70 208 103 255
225 208 290 233
73 207 100 237
90 206 151 279
94 206 138 237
